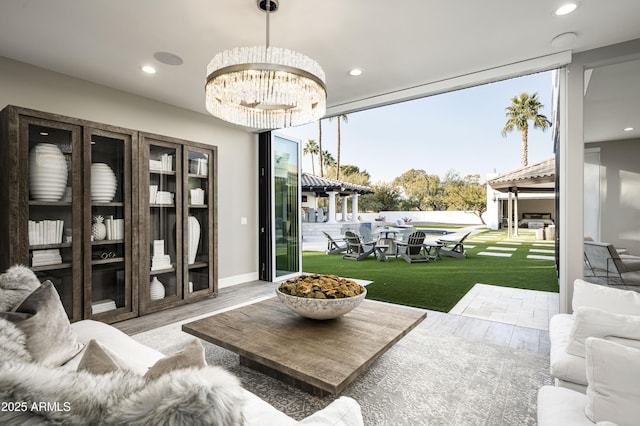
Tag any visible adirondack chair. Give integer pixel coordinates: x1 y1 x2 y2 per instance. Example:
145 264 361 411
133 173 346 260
438 232 471 258
396 231 429 263
342 231 376 261
323 231 347 255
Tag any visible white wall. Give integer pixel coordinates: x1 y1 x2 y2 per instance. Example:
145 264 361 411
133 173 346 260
586 138 640 255
0 56 259 286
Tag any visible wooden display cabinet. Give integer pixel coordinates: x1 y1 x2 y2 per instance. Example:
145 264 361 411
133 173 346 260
138 133 217 315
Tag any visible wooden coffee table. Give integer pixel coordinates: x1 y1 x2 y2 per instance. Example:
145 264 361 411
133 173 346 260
182 297 426 396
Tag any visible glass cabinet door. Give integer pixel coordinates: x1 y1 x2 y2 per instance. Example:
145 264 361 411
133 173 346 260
84 128 135 321
184 148 214 295
140 138 182 313
23 118 82 321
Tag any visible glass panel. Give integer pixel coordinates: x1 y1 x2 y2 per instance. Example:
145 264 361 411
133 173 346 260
187 150 210 293
273 135 300 278
149 144 178 300
89 133 127 315
27 123 74 317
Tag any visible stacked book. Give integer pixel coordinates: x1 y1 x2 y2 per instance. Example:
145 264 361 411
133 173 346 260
28 220 64 246
92 299 117 314
151 239 171 271
103 216 124 240
149 154 173 172
32 249 62 267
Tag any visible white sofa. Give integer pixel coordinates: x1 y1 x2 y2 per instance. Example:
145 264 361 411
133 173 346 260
539 279 640 426
0 265 363 425
67 320 364 425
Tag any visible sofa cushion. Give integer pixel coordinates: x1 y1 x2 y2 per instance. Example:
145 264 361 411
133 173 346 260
549 313 588 387
297 396 363 426
0 264 41 311
568 307 640 357
572 279 640 315
537 385 592 426
65 320 165 374
585 338 640 426
143 339 207 381
0 281 84 366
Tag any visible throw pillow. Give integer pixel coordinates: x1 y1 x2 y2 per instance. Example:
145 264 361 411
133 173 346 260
567 307 640 357
0 264 41 311
572 279 640 315
77 339 131 375
143 339 207 381
0 281 84 367
585 337 640 426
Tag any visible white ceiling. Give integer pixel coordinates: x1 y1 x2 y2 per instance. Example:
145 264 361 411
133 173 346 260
1 0 639 140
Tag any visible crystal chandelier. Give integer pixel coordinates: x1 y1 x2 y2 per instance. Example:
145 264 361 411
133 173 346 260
205 0 326 130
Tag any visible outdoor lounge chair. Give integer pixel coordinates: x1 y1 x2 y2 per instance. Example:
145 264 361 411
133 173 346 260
583 241 640 285
323 231 347 255
438 232 471 259
342 230 376 261
396 231 429 263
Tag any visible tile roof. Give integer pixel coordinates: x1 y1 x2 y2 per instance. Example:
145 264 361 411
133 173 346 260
301 173 374 195
488 158 555 192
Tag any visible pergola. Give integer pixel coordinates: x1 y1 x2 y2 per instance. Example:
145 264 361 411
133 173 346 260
487 158 555 238
301 173 373 223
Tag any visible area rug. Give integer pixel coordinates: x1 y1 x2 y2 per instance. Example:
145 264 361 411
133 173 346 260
133 306 551 425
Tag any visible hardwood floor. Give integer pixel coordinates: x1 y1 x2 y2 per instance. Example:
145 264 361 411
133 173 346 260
113 279 550 355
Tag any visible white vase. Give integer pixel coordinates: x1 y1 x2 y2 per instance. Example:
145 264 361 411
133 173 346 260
150 277 165 300
91 163 117 202
188 216 201 264
29 143 68 201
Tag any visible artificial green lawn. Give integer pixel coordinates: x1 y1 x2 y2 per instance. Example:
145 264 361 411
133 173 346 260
302 229 559 313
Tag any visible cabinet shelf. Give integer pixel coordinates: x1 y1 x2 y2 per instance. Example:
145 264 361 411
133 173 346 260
150 170 176 176
150 204 176 208
150 266 176 275
92 201 124 207
188 204 208 209
91 257 125 266
31 262 72 272
92 239 124 246
188 261 209 269
29 201 72 207
188 173 208 179
30 242 72 250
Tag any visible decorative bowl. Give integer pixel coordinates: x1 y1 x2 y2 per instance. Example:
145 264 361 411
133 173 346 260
276 274 366 320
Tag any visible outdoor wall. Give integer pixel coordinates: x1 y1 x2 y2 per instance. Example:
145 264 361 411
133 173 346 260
0 56 259 287
586 137 640 255
358 211 484 225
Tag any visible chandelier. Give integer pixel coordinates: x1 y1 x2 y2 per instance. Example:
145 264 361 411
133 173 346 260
205 0 327 130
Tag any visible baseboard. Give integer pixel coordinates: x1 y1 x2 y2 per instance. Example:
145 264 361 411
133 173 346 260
218 271 259 289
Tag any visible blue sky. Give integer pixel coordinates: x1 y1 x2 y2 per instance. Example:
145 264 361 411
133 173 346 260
279 71 555 184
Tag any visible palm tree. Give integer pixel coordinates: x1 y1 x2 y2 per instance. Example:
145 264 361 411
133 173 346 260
321 150 336 171
303 139 319 175
501 92 551 167
317 120 324 177
328 114 348 180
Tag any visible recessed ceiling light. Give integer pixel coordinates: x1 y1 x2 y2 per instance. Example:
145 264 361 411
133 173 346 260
555 3 577 15
141 65 156 74
349 68 363 76
623 127 634 132
39 132 48 136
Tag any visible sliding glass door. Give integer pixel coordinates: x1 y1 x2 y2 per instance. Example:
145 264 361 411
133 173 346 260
259 132 301 282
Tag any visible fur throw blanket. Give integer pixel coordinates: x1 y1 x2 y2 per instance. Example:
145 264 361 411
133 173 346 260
0 323 245 426
0 265 41 311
